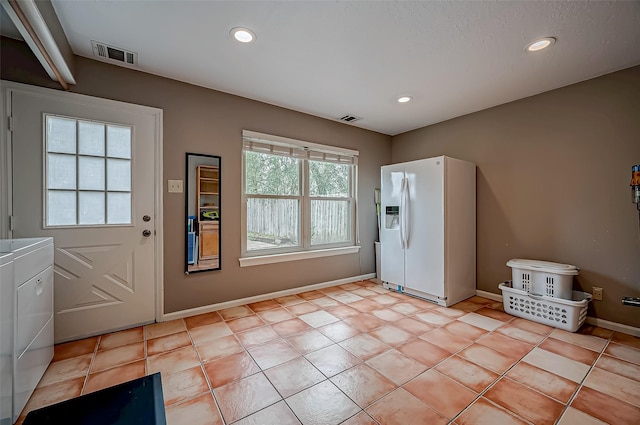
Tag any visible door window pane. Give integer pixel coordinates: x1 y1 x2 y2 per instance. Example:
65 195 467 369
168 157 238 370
47 154 76 190
309 161 350 197
311 200 350 245
45 114 133 226
78 121 105 156
79 192 105 224
47 191 76 225
107 192 131 224
246 198 299 250
107 125 131 159
107 159 131 191
46 116 76 154
78 157 105 190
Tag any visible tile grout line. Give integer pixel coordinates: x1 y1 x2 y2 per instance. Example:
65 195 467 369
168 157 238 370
235 294 374 424
222 292 382 424
194 296 630 424
485 327 612 425
554 333 615 424
150 320 222 420
233 322 305 425
31 285 637 425
444 324 552 425
143 326 148 378
183 318 230 424
79 335 101 396
363 302 514 423
220 305 316 424
247 315 373 425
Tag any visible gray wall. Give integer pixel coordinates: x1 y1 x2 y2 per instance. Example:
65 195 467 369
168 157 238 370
3 36 639 327
1 37 391 313
392 66 640 328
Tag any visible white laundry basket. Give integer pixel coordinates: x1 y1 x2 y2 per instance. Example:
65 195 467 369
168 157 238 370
507 259 579 299
499 281 591 332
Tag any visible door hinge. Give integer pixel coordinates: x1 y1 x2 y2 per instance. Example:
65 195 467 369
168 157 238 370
8 116 13 132
9 215 15 231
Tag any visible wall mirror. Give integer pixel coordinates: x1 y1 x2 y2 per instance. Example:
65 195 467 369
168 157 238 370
185 153 221 273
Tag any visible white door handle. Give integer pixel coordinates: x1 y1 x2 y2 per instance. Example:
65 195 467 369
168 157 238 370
403 177 410 248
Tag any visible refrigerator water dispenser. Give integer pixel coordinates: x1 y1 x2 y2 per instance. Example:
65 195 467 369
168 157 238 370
385 206 400 229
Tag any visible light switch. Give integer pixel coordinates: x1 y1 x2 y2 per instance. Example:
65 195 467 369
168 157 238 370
168 179 183 193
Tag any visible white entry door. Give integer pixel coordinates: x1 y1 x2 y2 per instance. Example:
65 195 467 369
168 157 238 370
8 84 162 343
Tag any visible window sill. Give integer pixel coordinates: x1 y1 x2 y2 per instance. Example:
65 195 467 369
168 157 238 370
239 245 361 267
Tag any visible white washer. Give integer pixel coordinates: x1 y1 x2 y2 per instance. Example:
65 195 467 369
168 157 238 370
0 238 54 424
0 251 13 425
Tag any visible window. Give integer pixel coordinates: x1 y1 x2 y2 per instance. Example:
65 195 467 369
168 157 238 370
242 130 358 260
44 115 132 227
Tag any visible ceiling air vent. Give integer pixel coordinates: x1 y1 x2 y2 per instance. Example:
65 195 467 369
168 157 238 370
338 114 363 123
91 41 138 66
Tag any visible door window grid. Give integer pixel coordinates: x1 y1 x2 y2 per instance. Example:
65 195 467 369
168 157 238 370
45 115 132 226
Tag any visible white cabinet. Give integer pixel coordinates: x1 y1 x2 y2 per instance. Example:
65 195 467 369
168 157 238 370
0 238 54 424
0 252 13 425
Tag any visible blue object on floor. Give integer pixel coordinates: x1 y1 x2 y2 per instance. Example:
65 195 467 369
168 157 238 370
187 231 196 264
22 373 166 425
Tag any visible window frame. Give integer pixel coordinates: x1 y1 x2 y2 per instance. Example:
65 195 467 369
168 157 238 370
241 131 359 261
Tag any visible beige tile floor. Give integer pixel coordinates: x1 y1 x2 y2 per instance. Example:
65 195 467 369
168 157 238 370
18 280 640 424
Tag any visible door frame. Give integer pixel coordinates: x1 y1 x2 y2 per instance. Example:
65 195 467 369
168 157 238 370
0 80 165 323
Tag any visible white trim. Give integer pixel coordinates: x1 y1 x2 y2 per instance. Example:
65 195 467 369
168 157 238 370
239 245 360 267
585 317 640 337
476 289 640 336
153 110 164 322
0 82 8 238
55 319 156 345
0 80 164 325
163 273 376 321
475 289 503 302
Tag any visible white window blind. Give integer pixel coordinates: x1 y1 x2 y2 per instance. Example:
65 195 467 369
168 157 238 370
242 130 358 165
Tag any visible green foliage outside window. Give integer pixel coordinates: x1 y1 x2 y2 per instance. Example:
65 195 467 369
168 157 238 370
309 161 349 197
245 151 298 195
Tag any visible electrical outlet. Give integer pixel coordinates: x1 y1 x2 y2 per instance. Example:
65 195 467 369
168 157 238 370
167 179 183 193
593 287 603 301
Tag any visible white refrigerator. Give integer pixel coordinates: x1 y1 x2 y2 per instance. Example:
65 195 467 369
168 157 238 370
380 156 476 307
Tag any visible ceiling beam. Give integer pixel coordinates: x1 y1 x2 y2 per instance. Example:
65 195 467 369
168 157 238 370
1 0 75 89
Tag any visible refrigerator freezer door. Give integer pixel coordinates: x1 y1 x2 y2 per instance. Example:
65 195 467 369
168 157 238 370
404 158 445 297
380 164 405 285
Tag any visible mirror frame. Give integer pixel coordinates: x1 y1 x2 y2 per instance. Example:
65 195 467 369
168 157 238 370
185 153 222 274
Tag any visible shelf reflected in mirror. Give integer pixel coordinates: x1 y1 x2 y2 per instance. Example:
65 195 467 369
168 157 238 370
185 153 221 273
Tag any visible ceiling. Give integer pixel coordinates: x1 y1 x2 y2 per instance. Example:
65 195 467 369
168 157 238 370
27 1 640 135
0 5 22 40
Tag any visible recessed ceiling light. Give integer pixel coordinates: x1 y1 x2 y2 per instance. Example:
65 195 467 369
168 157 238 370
231 27 256 43
397 96 413 103
525 37 556 52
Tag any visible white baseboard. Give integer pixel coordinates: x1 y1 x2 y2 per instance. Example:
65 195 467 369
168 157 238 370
163 273 376 322
585 317 640 337
475 289 502 302
476 290 640 337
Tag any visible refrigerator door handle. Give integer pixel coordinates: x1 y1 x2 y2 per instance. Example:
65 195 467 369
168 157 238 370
403 176 410 248
399 177 406 249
